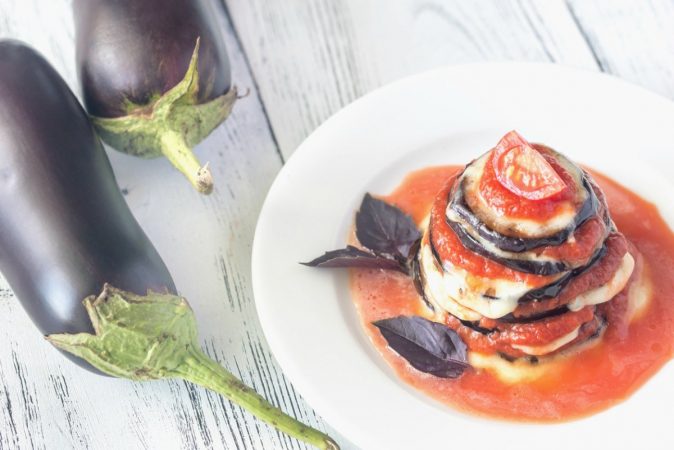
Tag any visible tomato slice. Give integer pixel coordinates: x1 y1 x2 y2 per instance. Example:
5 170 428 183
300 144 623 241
491 130 567 200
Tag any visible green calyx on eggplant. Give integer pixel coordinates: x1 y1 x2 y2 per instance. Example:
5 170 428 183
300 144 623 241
74 0 240 194
0 40 338 450
0 39 175 373
48 286 338 450
89 39 238 194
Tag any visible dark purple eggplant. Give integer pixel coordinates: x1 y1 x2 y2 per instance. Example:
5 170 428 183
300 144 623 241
426 225 608 305
0 40 175 373
445 177 610 275
448 176 600 253
73 0 240 194
445 219 570 275
0 41 338 449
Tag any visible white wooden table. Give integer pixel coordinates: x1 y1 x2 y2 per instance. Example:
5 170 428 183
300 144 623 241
1 1 672 448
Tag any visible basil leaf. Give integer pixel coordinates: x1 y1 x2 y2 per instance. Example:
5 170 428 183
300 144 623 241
301 245 406 272
356 194 421 261
373 316 469 378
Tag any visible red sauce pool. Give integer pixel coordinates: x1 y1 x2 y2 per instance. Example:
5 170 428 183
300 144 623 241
350 165 674 421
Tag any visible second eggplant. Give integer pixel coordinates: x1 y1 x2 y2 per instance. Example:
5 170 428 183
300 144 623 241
0 39 176 373
1 39 338 450
73 0 239 194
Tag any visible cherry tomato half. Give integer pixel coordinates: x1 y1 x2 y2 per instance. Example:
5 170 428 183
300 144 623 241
492 130 567 200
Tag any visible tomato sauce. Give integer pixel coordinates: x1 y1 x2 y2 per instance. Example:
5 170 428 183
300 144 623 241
511 234 627 318
479 148 577 220
351 165 674 421
430 176 558 284
445 305 597 358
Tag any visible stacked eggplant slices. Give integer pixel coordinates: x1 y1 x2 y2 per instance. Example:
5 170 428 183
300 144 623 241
416 131 636 373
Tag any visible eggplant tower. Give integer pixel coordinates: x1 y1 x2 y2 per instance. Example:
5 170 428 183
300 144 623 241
416 131 636 371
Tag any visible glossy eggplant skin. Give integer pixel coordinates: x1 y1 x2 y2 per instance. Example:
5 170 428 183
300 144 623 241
0 41 176 372
73 0 232 118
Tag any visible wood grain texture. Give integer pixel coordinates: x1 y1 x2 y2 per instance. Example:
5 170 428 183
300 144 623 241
2 0 673 448
0 0 338 449
567 0 674 99
225 0 601 159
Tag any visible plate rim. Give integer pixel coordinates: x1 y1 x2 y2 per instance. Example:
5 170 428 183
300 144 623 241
252 62 674 450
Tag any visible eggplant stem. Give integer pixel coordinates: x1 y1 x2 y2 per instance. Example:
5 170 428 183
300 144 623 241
90 39 237 193
236 87 251 99
48 286 340 448
174 349 339 450
159 129 213 194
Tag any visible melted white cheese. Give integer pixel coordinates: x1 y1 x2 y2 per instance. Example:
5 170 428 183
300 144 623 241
461 152 583 238
567 253 635 311
446 206 562 264
511 327 580 356
626 258 651 322
469 328 606 384
468 352 551 384
468 269 652 384
419 251 483 321
419 241 564 319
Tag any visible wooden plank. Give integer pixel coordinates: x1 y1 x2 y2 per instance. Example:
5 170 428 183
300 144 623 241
7 0 670 448
567 0 674 99
0 0 337 449
225 0 600 159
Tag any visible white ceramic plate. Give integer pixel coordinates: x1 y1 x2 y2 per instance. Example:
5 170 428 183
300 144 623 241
252 63 674 450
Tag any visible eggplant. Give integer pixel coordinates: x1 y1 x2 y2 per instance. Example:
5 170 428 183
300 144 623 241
445 177 610 275
0 41 338 450
444 219 570 275
0 39 175 372
516 244 607 303
73 0 239 194
449 176 600 253
427 222 607 304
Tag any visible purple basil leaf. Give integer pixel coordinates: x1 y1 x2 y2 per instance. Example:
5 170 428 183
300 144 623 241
301 246 406 272
373 316 469 378
356 194 421 261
